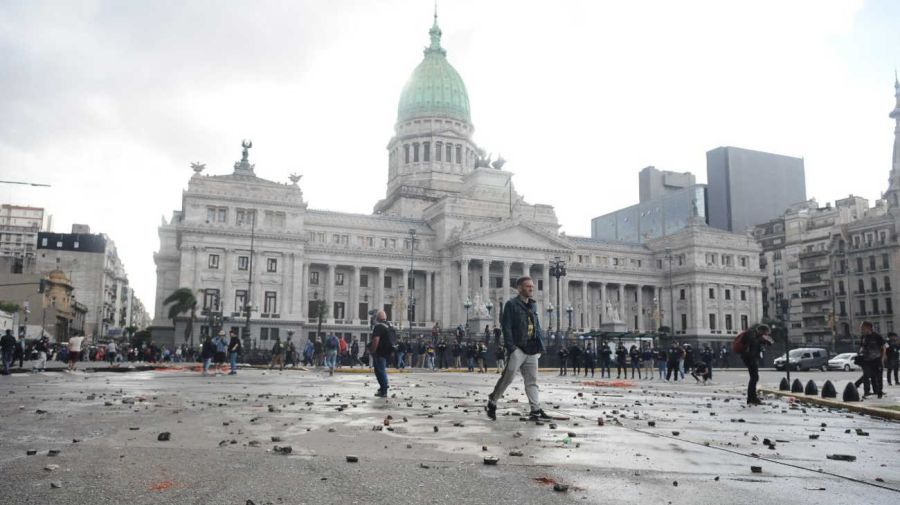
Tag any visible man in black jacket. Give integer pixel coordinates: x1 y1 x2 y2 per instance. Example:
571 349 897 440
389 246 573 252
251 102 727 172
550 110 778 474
740 325 772 405
857 322 886 398
486 277 550 421
886 333 899 386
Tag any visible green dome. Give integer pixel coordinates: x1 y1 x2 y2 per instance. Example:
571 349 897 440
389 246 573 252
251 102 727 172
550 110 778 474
397 17 471 124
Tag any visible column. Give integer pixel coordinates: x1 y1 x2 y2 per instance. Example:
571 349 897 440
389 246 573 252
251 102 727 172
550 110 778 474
543 265 551 307
561 277 569 311
460 259 470 304
524 262 532 281
425 271 433 323
376 267 385 313
350 265 359 324
191 247 199 288
581 281 588 330
598 282 605 326
636 285 643 332
481 260 490 303
717 283 725 333
282 254 292 316
401 268 409 324
252 250 261 314
296 259 306 319
502 261 511 297
698 283 707 331
326 264 336 320
440 258 451 328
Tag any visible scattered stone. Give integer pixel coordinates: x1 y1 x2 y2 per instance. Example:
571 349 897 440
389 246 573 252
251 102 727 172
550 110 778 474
673 481 679 487
671 431 680 437
273 445 292 455
157 432 171 442
483 456 499 465
750 466 763 473
433 426 439 433
26 450 37 456
647 421 656 427
553 483 569 492
809 434 820 440
47 450 60 456
509 450 524 457
346 455 359 463
271 436 282 442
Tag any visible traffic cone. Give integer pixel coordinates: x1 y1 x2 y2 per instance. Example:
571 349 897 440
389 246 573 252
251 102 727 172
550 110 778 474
821 380 837 398
791 378 803 393
804 380 818 396
842 382 860 402
779 377 790 391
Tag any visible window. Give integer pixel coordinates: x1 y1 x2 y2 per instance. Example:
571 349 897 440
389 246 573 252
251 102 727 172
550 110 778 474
857 279 865 293
838 280 845 294
537 279 543 291
310 271 319 285
856 258 863 272
884 276 891 291
267 258 277 273
887 298 893 314
236 208 256 226
413 142 419 162
869 256 876 271
404 144 410 163
883 254 890 269
74 241 79 249
680 289 686 300
208 254 220 269
336 273 344 286
238 256 249 271
358 303 369 320
839 301 846 316
740 290 746 301
333 302 345 319
871 277 878 292
725 289 731 300
423 141 430 162
260 327 269 341
657 259 663 269
681 313 687 331
264 211 285 228
446 144 452 162
872 299 880 315
435 141 442 161
360 274 368 288
384 276 392 288
207 207 216 222
408 276 415 289
390 238 397 248
235 290 247 312
264 291 277 314
739 256 748 267
41 237 48 246
455 145 461 164
709 314 716 330
217 208 227 222
708 288 715 299
725 314 733 331
203 289 220 310
740 315 748 330
858 300 866 315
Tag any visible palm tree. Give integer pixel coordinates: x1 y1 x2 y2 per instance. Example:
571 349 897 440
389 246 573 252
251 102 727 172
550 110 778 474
164 288 198 347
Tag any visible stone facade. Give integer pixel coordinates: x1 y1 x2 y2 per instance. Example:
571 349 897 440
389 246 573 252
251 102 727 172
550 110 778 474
152 16 763 350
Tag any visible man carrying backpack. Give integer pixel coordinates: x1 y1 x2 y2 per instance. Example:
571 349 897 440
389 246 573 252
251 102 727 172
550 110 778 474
736 325 772 405
370 310 395 397
324 333 340 376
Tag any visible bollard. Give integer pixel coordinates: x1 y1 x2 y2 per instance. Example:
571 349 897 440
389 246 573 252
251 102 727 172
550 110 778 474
791 378 804 394
821 380 837 399
842 382 860 402
779 377 790 391
804 380 818 396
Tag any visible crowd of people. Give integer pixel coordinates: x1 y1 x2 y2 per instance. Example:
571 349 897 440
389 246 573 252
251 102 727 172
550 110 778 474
554 340 722 384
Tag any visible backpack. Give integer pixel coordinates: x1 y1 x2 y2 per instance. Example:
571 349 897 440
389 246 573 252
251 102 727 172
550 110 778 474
732 329 752 354
376 323 398 355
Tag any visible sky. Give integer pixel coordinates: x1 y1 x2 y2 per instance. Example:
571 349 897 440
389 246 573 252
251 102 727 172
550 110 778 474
1 0 898 315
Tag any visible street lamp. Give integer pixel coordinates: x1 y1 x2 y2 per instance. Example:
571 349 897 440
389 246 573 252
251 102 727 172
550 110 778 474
408 228 416 341
665 248 674 335
485 299 494 327
314 290 324 340
566 304 573 331
463 297 472 333
549 256 567 335
547 304 554 339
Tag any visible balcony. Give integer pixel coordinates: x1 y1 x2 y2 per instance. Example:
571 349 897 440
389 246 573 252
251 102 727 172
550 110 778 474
799 249 829 259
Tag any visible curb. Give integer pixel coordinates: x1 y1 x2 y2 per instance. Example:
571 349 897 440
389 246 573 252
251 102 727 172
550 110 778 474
759 387 900 422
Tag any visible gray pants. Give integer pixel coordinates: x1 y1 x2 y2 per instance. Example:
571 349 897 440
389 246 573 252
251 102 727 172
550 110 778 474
489 348 541 412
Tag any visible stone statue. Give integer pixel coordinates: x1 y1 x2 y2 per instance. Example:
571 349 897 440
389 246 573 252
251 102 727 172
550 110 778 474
612 302 621 323
241 139 253 161
472 292 490 318
289 173 303 185
605 300 612 319
475 147 492 169
190 162 206 174
491 155 506 170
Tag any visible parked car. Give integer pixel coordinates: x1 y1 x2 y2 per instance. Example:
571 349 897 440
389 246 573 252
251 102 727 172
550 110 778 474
773 348 828 371
827 352 860 371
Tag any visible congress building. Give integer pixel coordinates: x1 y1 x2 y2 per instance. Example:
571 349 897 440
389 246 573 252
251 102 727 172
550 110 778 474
152 16 763 351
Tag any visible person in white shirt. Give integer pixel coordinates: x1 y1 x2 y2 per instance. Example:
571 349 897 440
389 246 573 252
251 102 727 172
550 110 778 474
106 341 118 366
67 334 86 371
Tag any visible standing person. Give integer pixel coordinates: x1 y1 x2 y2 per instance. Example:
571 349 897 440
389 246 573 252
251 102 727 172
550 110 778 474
682 344 694 380
227 331 242 375
437 340 447 369
212 331 228 374
701 345 714 381
269 336 285 371
739 325 772 405
628 345 641 379
720 347 729 368
452 341 462 368
106 340 118 367
425 342 435 370
654 345 666 380
324 332 340 376
557 345 569 376
1 329 16 375
857 321 886 399
477 341 488 373
569 342 582 376
303 339 315 366
338 335 348 368
67 333 86 372
583 342 596 377
665 341 681 382
615 343 628 379
13 334 25 368
466 340 477 372
33 333 50 372
395 340 407 369
885 332 899 386
200 334 214 376
350 339 360 368
370 310 394 397
485 276 550 421
494 343 506 374
313 337 324 367
641 345 654 379
599 341 612 378
492 325 502 346
285 337 297 368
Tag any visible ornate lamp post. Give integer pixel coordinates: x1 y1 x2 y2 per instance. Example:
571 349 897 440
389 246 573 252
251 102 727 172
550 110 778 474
463 297 472 334
566 304 573 332
549 256 567 335
665 248 674 335
485 299 494 327
547 304 554 341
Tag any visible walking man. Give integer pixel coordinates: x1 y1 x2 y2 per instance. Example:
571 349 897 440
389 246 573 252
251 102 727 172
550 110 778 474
325 332 340 376
67 332 85 372
33 333 50 372
106 340 118 367
1 329 16 375
857 321 886 399
886 332 899 386
370 310 393 397
485 277 550 421
228 331 241 375
740 325 772 405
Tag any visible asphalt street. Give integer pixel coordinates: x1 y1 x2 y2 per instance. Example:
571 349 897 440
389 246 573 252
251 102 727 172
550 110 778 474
0 365 897 505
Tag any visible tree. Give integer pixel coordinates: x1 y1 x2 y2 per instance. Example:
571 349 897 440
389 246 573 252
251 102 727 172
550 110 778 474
0 301 21 314
313 297 329 339
164 288 197 346
131 329 152 349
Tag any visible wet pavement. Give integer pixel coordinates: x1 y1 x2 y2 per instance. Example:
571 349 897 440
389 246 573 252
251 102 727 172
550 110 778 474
0 366 897 504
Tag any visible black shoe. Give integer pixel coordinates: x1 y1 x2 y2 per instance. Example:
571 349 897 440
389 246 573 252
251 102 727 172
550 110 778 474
747 399 762 406
374 391 387 398
485 400 497 421
529 409 552 421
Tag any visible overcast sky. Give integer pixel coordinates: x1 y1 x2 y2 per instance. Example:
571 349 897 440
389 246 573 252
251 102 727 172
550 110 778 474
2 0 898 314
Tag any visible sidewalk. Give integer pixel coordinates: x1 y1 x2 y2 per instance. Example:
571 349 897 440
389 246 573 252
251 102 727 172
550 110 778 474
760 386 900 421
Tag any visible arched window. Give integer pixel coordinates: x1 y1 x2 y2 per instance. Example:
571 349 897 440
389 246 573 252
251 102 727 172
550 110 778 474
423 141 430 162
435 142 442 161
871 277 878 292
413 142 419 162
404 144 410 164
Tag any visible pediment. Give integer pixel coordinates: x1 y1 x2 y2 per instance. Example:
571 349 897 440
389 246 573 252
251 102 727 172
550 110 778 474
453 220 572 251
